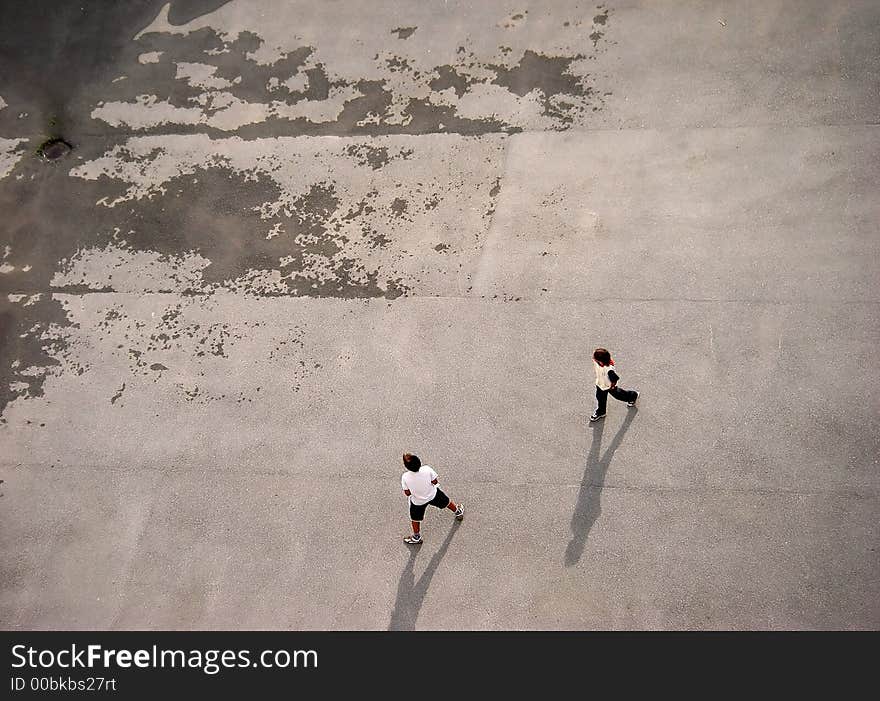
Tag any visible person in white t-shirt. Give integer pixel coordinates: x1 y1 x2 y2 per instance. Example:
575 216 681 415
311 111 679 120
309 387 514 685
400 453 464 544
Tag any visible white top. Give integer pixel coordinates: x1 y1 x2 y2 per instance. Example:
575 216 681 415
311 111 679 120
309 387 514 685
401 465 439 505
593 360 617 390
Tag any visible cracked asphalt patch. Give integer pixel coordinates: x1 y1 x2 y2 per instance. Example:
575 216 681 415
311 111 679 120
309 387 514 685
1 0 878 630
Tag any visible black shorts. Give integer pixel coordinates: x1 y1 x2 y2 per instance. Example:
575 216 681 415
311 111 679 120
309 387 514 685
409 489 450 521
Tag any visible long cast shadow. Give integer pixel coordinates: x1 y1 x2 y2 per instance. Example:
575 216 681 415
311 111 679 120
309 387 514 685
564 408 638 566
388 521 461 631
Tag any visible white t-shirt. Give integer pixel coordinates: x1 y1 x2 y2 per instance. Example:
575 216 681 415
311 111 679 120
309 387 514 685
593 360 617 390
401 466 439 505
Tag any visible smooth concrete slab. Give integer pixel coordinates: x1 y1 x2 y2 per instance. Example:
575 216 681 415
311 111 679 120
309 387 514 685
3 459 877 629
589 0 880 129
472 126 880 302
2 294 878 629
3 295 878 491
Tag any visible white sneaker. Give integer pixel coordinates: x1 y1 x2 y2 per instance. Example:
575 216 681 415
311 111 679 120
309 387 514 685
454 503 464 520
403 534 422 544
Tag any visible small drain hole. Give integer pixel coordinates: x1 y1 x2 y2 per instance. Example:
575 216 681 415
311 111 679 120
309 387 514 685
38 138 73 161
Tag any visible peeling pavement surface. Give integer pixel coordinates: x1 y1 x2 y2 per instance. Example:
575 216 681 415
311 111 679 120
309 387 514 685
1 0 878 630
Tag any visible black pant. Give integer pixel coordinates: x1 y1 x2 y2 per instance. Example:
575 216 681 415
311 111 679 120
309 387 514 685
595 385 637 415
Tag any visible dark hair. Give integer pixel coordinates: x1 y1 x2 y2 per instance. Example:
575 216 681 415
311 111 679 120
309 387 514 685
592 347 612 365
403 453 421 471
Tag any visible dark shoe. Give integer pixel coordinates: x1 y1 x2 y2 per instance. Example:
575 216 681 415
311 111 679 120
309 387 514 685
589 413 606 422
627 391 639 407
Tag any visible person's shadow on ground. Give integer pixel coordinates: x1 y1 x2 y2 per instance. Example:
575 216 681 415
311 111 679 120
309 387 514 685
564 408 638 567
388 521 461 630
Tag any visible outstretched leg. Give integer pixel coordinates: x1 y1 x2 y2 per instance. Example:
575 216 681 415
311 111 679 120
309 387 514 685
447 501 464 519
610 386 638 404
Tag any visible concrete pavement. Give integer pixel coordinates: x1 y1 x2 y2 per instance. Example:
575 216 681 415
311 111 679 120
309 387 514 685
1 0 878 629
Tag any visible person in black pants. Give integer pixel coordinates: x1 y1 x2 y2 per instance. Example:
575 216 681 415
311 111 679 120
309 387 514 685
590 347 639 422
